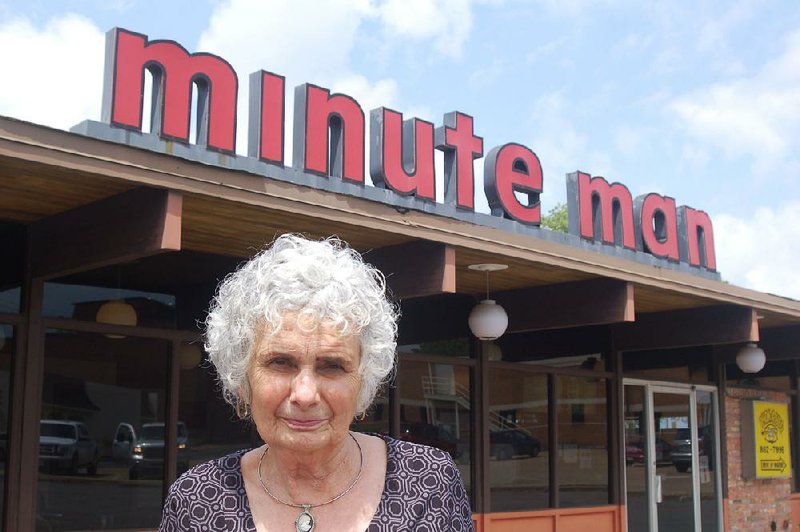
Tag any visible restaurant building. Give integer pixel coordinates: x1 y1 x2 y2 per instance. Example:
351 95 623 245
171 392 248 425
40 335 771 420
1 26 799 532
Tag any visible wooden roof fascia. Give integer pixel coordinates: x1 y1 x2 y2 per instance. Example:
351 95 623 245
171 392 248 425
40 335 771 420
1 116 799 320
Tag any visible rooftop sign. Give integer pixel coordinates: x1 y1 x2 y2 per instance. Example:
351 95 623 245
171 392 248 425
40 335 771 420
75 27 717 275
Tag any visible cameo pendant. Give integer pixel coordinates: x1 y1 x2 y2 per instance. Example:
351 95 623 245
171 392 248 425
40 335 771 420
295 505 315 532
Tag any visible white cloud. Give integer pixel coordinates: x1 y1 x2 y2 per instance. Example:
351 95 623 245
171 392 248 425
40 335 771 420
669 30 800 180
612 125 643 158
0 15 104 129
332 75 398 113
528 92 615 207
198 0 373 86
535 0 627 17
526 37 567 64
715 202 800 300
696 0 758 56
375 0 474 58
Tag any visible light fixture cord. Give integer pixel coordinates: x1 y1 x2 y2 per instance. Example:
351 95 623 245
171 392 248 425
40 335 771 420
485 270 490 300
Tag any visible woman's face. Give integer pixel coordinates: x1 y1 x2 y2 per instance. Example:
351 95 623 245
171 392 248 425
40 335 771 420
247 316 362 454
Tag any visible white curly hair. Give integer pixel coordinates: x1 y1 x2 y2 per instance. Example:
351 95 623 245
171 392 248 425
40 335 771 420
204 234 398 416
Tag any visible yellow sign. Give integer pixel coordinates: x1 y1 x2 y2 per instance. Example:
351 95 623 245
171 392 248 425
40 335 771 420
753 401 792 479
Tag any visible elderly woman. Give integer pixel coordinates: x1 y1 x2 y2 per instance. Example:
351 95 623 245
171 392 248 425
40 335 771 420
160 234 473 531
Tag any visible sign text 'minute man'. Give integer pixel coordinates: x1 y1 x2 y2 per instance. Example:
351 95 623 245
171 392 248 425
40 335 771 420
102 27 716 271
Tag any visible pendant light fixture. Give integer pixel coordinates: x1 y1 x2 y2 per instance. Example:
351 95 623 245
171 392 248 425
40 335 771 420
179 342 204 370
736 342 766 373
96 299 138 327
468 263 509 341
96 266 138 336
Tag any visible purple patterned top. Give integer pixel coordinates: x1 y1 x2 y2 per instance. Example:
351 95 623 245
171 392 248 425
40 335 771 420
160 435 474 531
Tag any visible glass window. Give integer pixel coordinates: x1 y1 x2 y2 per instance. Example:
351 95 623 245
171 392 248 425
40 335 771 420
488 369 548 511
176 341 252 478
398 360 472 501
696 390 719 531
397 338 471 359
43 282 176 328
623 384 648 531
350 387 389 436
726 361 794 391
37 330 170 531
0 325 14 526
623 348 712 384
0 288 20 315
0 222 24 314
557 375 608 507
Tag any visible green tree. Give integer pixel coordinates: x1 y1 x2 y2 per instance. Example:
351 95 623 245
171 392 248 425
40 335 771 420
541 202 568 233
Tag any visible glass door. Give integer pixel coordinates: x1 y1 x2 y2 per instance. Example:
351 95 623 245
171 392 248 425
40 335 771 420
651 387 696 531
623 382 721 532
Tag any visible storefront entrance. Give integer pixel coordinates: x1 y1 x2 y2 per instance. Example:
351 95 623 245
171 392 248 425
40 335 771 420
623 380 722 532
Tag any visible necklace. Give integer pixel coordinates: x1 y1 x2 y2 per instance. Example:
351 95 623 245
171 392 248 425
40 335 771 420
257 432 363 532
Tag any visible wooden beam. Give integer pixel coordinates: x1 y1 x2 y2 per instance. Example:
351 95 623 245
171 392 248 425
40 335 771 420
364 241 455 300
497 325 611 360
494 278 634 333
760 325 800 360
396 294 473 345
29 187 182 279
613 305 759 352
0 223 25 291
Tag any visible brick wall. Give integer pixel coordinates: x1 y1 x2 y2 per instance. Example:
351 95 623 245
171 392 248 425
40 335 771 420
726 387 793 532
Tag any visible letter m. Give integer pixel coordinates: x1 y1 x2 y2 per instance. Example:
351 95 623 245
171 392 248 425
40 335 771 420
567 171 636 249
102 28 238 153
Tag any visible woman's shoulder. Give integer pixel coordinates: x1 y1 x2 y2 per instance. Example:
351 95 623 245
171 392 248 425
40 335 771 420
375 434 461 479
380 435 455 462
169 448 250 496
161 449 255 531
365 434 473 531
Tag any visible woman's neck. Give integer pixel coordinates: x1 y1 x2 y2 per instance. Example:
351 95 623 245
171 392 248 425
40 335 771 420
260 433 361 504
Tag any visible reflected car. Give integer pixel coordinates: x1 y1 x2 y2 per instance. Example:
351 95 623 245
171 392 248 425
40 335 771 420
672 426 713 473
114 422 190 479
625 444 645 465
653 438 673 464
38 420 98 475
625 438 673 465
399 422 460 458
490 429 541 460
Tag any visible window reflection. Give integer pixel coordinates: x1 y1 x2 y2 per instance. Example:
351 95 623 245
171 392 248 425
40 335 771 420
696 390 719 531
0 325 13 526
38 330 169 531
176 341 252 477
398 360 472 500
488 369 548 511
43 283 176 328
397 338 471 358
0 222 24 315
623 348 711 385
0 288 20 314
726 361 793 391
350 388 389 436
557 375 608 507
623 384 648 531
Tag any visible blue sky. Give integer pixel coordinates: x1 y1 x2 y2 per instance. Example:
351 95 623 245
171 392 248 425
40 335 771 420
2 0 800 298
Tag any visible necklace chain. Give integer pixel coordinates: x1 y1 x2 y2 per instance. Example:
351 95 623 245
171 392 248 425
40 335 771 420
257 432 363 510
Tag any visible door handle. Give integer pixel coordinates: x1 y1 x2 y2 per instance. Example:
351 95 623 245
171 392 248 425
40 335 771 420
655 474 663 503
